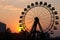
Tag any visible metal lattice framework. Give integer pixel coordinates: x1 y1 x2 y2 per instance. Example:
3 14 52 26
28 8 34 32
19 1 59 34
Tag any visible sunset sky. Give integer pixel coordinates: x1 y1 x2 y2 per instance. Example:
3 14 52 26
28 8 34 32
0 0 60 37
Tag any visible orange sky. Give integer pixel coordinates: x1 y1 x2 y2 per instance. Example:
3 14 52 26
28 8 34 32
0 4 23 33
0 0 60 37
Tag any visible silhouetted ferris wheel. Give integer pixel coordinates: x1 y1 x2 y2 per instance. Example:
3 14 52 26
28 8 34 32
19 1 59 34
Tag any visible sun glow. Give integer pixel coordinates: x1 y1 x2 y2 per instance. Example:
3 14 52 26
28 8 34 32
18 27 24 32
18 27 21 32
17 25 25 33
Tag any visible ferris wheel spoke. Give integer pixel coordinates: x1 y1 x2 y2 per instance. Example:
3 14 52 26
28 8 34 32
36 8 40 16
40 18 51 23
27 12 34 17
41 20 50 24
30 8 37 17
26 28 29 31
38 9 45 17
26 23 32 28
43 9 50 16
25 20 33 23
38 8 49 17
38 13 51 19
41 19 50 25
39 15 51 19
26 15 34 19
26 22 33 30
28 24 32 29
25 19 33 24
37 9 40 16
40 17 51 20
38 11 45 17
35 8 37 16
31 9 37 17
25 18 32 20
44 13 51 16
39 13 50 18
25 24 31 31
28 13 35 17
34 7 40 16
25 18 33 21
39 16 51 19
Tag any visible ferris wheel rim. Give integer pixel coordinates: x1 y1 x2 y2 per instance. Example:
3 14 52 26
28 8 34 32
24 5 54 32
19 1 59 33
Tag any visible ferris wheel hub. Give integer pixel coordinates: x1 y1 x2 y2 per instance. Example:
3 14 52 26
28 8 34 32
34 17 39 22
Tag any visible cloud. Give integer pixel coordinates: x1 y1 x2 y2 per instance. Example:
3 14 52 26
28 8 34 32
0 0 5 2
0 0 39 8
0 4 23 20
0 4 23 11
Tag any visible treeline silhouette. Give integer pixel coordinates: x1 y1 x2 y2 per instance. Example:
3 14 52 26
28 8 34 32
0 28 29 40
0 28 60 40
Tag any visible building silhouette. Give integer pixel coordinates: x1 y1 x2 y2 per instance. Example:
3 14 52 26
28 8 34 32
0 22 6 32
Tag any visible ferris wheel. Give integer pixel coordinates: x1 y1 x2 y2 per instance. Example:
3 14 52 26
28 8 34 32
19 1 59 34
